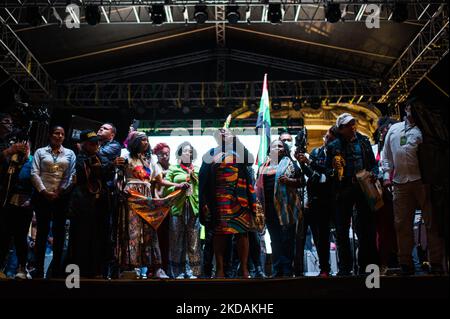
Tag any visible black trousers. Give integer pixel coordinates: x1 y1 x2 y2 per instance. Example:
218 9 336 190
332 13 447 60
308 191 335 273
266 208 296 277
294 207 319 276
0 204 33 268
33 194 68 278
69 194 108 278
202 225 215 277
335 183 379 274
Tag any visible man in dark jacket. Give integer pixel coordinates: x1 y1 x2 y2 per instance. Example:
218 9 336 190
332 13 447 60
96 123 122 278
326 113 379 275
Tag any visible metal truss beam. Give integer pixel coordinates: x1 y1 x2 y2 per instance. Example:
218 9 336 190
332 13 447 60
64 49 368 83
55 79 383 109
379 4 449 109
0 15 55 98
1 1 447 25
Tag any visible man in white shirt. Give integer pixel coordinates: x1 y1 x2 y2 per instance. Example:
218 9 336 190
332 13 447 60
382 101 444 275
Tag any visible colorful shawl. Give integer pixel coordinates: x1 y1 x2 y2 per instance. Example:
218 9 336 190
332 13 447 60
274 156 302 226
128 189 184 230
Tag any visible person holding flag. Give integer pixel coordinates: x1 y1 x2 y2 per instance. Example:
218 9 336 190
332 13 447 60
199 123 257 278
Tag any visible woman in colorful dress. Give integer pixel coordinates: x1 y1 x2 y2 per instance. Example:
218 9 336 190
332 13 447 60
199 128 257 278
118 131 188 279
165 142 201 279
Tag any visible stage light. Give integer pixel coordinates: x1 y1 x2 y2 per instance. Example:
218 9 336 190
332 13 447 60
248 99 258 112
194 5 208 24
310 97 322 109
226 5 240 24
85 5 101 26
292 99 302 111
272 98 281 111
136 106 146 115
182 105 190 114
204 103 215 114
151 4 166 25
26 6 41 26
268 4 282 25
392 3 408 23
325 2 342 23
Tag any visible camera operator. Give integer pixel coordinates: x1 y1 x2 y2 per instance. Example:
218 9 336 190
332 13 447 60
68 130 112 278
295 126 338 277
0 113 28 168
0 112 30 280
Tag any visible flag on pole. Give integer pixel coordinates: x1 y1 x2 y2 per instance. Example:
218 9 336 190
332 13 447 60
256 73 271 168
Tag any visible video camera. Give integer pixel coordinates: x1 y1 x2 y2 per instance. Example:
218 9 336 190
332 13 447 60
8 101 50 142
295 127 308 155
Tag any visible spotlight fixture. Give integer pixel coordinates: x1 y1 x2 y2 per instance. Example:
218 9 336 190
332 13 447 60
268 4 282 25
159 105 169 114
310 97 322 110
151 4 166 25
204 103 215 114
226 5 240 24
26 6 41 26
248 99 258 112
272 98 282 111
292 99 302 111
136 106 146 115
194 4 208 24
85 5 101 26
325 2 342 23
182 105 190 114
392 3 408 23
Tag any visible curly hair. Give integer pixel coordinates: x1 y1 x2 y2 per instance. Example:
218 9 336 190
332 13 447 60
153 142 170 155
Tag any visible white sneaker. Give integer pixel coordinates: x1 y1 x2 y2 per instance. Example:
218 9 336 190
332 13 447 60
188 275 197 279
15 271 27 280
134 268 141 279
15 266 29 280
140 267 148 280
175 274 185 280
155 268 169 279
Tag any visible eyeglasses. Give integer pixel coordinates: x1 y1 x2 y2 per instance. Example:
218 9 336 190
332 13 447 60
0 121 13 125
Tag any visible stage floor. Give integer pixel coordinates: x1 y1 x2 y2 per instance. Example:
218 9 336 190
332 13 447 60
0 275 448 299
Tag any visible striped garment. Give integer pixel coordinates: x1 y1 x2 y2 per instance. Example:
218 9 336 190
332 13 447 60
214 155 253 234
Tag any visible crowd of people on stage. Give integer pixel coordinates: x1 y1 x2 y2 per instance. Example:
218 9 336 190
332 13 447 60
0 97 447 280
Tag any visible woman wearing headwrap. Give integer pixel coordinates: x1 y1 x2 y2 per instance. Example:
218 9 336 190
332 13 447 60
117 131 188 279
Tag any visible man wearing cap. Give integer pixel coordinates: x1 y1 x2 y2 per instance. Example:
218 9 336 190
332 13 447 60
382 100 445 275
68 129 111 278
326 113 379 275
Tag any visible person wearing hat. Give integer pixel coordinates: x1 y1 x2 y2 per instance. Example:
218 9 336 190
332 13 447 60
326 113 379 276
67 129 111 278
